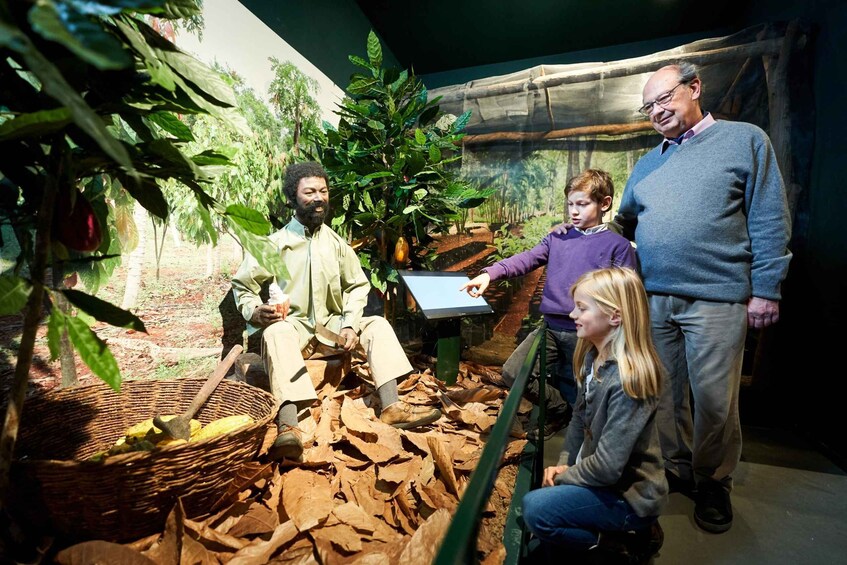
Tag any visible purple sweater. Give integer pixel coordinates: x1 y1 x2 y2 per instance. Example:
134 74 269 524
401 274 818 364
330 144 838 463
483 228 637 330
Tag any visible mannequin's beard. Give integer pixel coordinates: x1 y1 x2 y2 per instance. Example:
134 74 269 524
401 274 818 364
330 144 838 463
296 200 328 230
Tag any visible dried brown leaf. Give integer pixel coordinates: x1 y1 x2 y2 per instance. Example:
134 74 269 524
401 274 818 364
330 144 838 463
332 501 377 534
340 397 378 440
56 541 155 565
311 523 363 553
378 457 419 485
345 432 396 464
401 431 432 456
211 462 274 513
421 483 458 513
143 501 184 565
397 508 452 564
258 424 277 458
313 395 340 446
184 518 247 552
226 521 298 565
180 533 218 565
266 537 317 564
350 467 385 517
427 435 459 496
503 438 528 464
227 500 279 538
281 468 333 531
445 386 504 404
124 534 160 553
418 453 436 486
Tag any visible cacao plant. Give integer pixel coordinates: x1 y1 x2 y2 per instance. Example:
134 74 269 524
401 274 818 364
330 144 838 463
0 0 289 509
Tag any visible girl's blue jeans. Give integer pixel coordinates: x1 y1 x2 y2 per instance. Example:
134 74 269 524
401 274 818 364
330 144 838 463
522 484 657 550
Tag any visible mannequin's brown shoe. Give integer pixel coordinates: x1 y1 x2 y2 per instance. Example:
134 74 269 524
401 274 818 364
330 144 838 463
380 401 441 430
268 425 303 461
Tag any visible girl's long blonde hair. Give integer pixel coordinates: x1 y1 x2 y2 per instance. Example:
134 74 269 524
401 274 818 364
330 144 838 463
571 267 663 400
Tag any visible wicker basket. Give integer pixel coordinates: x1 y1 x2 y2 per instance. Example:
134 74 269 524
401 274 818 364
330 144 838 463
10 378 277 542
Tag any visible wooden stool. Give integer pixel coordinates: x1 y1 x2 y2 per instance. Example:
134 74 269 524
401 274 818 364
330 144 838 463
232 352 350 396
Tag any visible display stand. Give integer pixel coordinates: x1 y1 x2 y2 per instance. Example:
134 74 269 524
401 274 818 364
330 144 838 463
398 270 493 384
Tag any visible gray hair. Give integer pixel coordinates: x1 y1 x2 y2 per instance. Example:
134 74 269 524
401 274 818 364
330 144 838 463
675 61 700 84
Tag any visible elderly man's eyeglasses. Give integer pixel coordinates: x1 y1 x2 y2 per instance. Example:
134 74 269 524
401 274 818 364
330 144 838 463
637 82 688 117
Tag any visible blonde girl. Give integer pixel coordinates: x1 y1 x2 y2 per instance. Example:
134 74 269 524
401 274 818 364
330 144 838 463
522 268 668 562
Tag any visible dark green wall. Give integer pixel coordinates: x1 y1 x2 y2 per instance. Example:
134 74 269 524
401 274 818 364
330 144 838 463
237 0 400 87
741 0 847 463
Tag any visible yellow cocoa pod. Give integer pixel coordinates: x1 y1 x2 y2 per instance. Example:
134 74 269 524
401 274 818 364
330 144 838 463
394 236 409 264
124 417 157 439
157 438 188 448
193 414 254 441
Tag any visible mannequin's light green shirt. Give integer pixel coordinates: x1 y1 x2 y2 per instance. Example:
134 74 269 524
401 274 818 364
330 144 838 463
231 217 370 346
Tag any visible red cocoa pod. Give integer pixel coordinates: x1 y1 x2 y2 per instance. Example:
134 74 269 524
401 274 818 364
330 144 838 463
53 188 102 252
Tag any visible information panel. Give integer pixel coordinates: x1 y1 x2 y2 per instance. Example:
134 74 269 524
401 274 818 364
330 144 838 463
398 270 494 320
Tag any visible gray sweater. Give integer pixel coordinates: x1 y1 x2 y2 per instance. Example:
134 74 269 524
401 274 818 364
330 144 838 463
556 355 668 518
617 120 792 302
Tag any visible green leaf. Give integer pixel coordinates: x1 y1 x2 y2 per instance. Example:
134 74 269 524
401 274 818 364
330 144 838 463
0 275 32 315
402 205 420 214
119 174 169 219
414 188 427 200
63 289 146 332
429 145 442 162
67 0 168 17
225 204 271 236
229 222 290 282
367 119 385 130
46 306 65 362
348 54 371 70
191 149 233 166
29 2 133 70
414 129 426 145
370 269 386 293
366 31 382 72
0 108 72 141
0 20 137 179
453 109 472 132
147 111 194 141
418 105 439 126
65 316 121 391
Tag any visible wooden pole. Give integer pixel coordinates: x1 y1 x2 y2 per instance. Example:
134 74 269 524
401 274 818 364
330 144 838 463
463 121 655 146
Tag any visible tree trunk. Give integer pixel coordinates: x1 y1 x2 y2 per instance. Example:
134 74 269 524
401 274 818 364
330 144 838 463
121 204 148 310
52 261 77 388
0 139 61 509
205 242 221 277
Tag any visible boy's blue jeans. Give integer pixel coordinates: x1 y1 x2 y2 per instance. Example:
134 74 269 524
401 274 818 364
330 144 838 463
523 484 657 550
501 326 578 414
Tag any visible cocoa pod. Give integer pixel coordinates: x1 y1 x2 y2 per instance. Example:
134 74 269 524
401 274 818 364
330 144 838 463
394 236 410 265
54 188 102 252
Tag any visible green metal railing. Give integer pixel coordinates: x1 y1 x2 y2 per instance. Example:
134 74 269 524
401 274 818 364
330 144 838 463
433 324 548 565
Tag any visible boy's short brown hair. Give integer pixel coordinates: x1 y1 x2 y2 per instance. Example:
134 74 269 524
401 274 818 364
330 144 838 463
564 169 614 203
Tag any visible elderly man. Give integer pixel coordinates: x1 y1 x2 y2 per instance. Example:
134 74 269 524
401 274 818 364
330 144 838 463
232 162 441 462
616 63 792 533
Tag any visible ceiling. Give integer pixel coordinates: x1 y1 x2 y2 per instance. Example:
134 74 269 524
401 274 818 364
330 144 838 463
238 0 755 88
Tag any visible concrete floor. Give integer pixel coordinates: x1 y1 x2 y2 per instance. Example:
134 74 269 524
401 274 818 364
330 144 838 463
542 425 847 564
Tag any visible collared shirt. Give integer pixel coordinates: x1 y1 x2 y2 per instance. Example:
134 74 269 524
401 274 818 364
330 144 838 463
574 224 608 236
231 217 370 344
660 112 716 154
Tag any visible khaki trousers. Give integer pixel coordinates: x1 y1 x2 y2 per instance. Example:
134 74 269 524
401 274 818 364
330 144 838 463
649 294 747 487
261 316 413 404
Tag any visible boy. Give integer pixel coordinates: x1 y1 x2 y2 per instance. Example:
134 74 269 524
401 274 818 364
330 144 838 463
460 169 637 439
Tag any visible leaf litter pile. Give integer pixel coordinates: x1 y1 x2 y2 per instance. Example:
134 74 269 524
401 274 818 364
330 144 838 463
55 356 534 565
